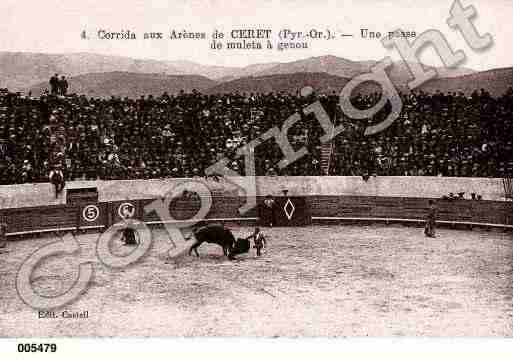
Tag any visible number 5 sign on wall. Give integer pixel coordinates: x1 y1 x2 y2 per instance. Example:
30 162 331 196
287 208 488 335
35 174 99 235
82 205 100 222
79 204 104 230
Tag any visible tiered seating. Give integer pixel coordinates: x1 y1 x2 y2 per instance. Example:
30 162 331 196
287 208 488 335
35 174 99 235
0 87 512 184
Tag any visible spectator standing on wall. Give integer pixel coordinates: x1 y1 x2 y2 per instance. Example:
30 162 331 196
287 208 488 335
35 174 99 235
59 76 69 96
49 74 59 95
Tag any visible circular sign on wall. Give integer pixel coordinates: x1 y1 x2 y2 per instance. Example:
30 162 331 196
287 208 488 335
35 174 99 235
118 202 136 219
82 205 100 222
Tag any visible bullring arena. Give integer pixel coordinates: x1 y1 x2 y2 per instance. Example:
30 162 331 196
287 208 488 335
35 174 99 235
0 176 512 336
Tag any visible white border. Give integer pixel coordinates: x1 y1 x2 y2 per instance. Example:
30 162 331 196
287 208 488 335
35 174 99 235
1 338 513 359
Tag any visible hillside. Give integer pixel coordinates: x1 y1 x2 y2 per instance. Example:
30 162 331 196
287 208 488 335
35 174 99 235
0 52 276 91
208 67 512 97
170 60 280 81
418 67 513 97
28 72 217 98
1 50 508 98
253 55 475 83
206 72 352 94
0 52 189 91
26 66 513 98
0 52 477 92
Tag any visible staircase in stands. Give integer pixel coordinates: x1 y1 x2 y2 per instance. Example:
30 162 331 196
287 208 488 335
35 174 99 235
319 123 335 175
48 115 67 167
320 142 333 175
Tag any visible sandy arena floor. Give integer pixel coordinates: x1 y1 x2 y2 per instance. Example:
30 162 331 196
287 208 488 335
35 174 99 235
0 225 512 337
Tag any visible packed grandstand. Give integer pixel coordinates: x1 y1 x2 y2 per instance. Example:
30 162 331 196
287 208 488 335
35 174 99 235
0 86 512 185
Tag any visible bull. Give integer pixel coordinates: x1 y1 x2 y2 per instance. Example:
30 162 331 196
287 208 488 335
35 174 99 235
187 223 235 257
186 223 251 260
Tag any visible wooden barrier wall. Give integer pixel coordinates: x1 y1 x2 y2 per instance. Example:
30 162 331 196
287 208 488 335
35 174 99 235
1 195 512 237
308 196 513 225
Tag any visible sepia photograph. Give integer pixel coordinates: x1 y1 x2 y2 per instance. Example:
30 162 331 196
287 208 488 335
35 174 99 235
0 0 512 355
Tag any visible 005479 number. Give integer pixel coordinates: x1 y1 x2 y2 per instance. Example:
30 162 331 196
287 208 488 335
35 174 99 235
17 343 57 352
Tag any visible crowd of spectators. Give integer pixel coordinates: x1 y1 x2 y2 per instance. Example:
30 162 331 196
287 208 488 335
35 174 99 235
331 88 513 178
0 85 512 185
0 89 49 184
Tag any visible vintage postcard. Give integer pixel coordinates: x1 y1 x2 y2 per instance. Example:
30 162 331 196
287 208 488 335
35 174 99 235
0 0 512 353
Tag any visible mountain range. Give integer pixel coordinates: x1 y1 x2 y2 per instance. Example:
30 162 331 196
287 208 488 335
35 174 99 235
0 52 510 98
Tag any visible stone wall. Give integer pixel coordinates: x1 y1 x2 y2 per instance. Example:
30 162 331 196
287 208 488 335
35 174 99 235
0 176 507 209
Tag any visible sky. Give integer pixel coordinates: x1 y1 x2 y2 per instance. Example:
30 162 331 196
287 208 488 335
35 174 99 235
0 0 511 70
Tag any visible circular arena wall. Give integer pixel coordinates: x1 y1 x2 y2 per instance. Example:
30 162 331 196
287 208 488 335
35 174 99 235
0 176 511 237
